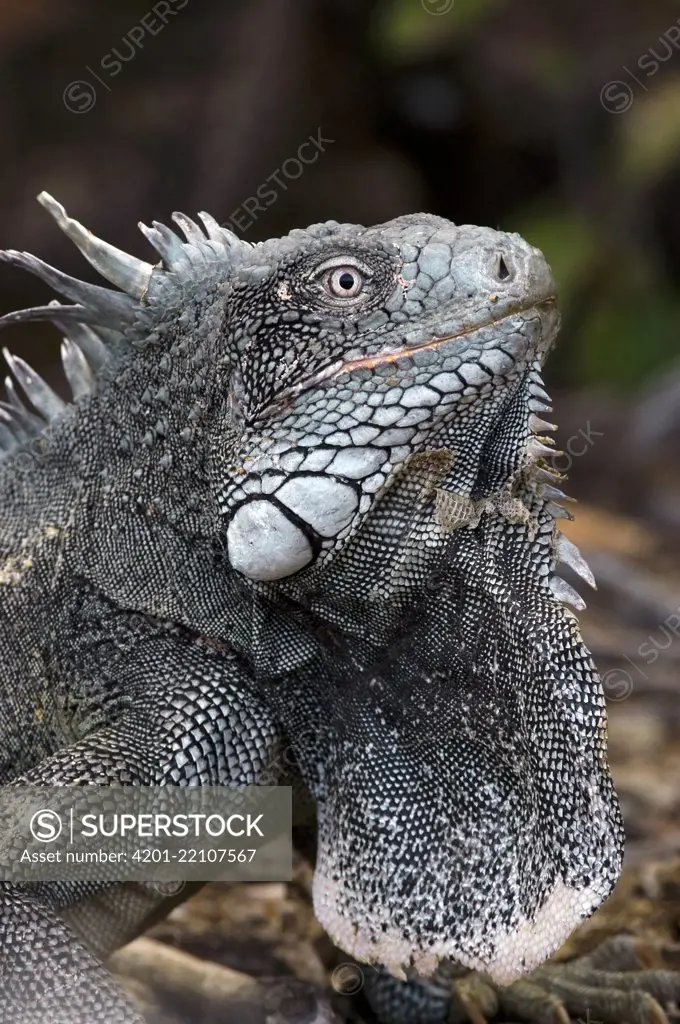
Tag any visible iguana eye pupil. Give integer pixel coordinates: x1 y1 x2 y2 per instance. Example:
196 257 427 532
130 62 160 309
327 266 362 297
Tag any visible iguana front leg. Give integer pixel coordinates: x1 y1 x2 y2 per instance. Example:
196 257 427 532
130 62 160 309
0 632 285 1024
0 885 145 1024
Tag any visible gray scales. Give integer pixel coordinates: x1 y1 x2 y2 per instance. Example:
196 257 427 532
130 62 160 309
0 193 667 1023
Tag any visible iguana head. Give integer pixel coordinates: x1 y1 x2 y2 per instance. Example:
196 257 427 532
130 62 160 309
213 213 559 582
0 199 622 987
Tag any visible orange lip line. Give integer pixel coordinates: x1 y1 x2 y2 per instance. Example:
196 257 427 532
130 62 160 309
264 295 557 415
331 297 556 377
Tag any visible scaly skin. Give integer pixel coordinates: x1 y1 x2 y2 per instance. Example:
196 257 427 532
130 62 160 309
0 197 624 1022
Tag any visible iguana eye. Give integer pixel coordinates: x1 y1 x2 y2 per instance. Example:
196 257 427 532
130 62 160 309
325 266 364 298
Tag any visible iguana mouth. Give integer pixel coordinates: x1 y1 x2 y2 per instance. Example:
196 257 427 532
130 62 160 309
333 295 558 375
265 295 557 416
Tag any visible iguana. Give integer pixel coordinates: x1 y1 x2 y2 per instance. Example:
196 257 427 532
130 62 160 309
0 194 673 1024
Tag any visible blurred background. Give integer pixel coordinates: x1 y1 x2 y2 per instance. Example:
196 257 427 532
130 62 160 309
1 0 680 1019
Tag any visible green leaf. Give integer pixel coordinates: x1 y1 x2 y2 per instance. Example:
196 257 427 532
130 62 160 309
575 290 680 390
619 76 680 184
374 0 504 59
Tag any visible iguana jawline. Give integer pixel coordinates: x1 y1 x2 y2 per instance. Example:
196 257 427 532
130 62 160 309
334 296 558 375
263 296 557 418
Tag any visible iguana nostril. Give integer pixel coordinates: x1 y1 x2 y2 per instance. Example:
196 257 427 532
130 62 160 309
496 254 511 281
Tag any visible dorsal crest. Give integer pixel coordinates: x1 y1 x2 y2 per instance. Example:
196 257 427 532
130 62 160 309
0 192 250 462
